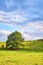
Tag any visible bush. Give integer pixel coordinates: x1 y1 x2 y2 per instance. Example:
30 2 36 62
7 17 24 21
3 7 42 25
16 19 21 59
1 45 4 48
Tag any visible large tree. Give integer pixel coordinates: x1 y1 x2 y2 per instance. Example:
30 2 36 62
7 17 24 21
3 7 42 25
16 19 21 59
6 31 24 49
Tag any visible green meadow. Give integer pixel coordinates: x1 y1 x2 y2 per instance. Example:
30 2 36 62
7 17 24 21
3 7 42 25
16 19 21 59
0 40 43 65
0 51 43 65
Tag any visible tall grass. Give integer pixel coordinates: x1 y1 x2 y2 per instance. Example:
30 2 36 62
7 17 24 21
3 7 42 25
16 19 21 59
0 51 43 65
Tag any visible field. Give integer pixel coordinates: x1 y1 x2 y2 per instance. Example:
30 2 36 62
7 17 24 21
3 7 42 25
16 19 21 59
0 42 6 48
0 41 43 65
0 51 43 65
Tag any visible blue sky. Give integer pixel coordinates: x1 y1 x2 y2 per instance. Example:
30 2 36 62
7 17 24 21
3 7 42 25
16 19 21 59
0 0 43 41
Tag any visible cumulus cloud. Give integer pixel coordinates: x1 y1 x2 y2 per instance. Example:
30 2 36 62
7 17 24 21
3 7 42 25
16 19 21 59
19 29 32 40
19 22 43 40
27 22 43 33
0 30 11 41
0 30 11 34
0 11 27 24
20 28 42 40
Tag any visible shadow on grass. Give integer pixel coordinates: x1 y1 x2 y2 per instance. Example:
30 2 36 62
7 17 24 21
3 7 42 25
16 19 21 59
0 48 43 52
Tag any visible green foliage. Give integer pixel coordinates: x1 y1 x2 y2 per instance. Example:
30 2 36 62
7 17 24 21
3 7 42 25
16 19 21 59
1 45 4 48
6 31 24 49
37 39 43 41
34 63 38 65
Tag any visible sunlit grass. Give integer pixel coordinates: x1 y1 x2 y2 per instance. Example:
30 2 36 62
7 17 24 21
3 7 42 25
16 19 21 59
0 51 43 65
0 42 6 48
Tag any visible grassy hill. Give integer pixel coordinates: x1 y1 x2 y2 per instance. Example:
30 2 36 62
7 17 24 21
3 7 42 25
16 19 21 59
28 40 43 50
22 40 43 50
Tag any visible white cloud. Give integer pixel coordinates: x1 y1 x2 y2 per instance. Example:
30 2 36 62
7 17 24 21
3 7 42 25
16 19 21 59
20 29 32 40
14 15 27 22
0 11 27 23
22 32 32 40
20 29 42 40
33 36 42 40
27 21 43 32
0 30 11 41
22 32 43 40
20 21 43 40
0 30 11 35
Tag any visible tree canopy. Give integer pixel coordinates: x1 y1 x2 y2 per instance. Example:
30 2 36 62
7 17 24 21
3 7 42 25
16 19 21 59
6 31 24 49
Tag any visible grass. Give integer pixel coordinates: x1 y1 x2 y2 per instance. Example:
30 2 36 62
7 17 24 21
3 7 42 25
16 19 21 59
23 41 43 49
0 41 43 65
0 42 6 48
0 50 43 65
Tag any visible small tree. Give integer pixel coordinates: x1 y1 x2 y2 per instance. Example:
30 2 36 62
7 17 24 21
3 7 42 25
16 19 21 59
6 31 24 49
